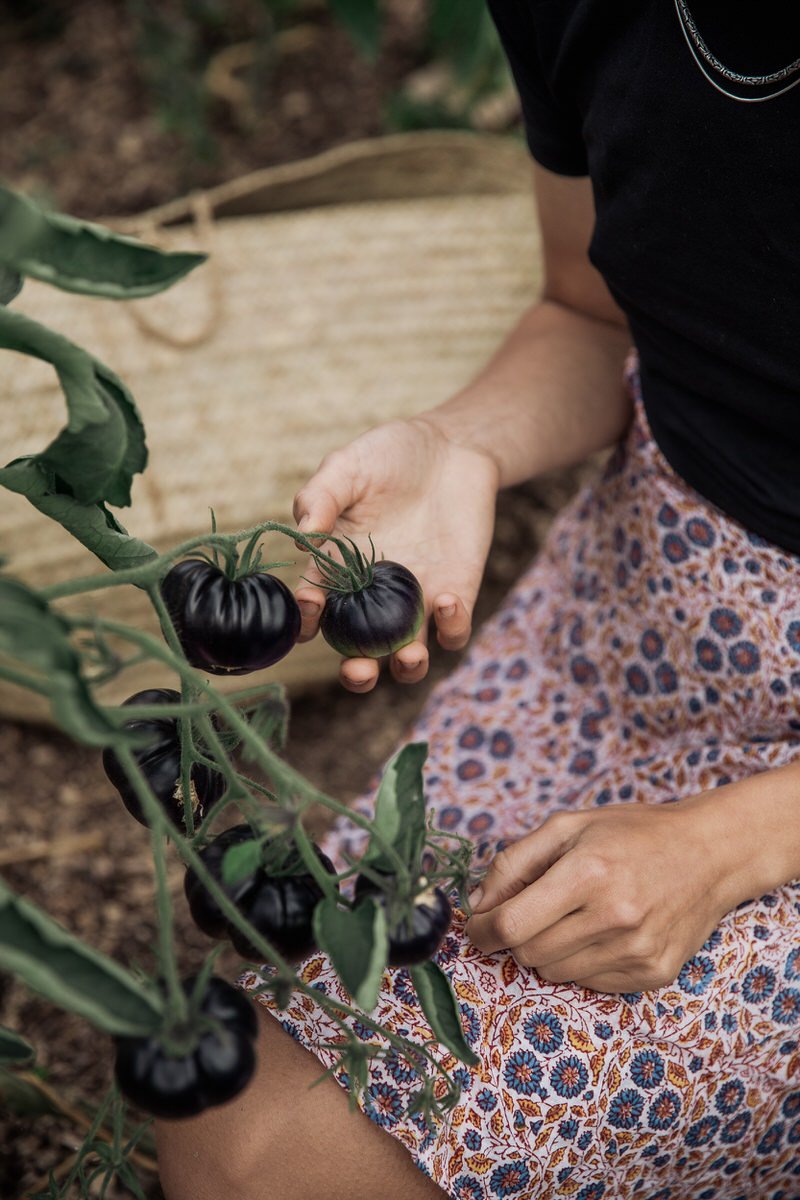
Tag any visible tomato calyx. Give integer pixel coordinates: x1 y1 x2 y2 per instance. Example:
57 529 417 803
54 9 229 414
305 533 379 595
353 871 452 967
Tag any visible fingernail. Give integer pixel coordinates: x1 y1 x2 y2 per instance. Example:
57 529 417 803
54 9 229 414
299 600 320 618
401 658 422 672
438 603 456 619
467 886 483 911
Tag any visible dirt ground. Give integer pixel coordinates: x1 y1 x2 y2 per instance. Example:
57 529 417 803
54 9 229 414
0 3 588 1195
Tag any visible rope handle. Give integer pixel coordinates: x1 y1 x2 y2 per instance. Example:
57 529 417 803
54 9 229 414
124 191 222 349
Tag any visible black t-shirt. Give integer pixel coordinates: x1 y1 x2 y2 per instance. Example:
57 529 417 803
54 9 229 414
487 0 800 553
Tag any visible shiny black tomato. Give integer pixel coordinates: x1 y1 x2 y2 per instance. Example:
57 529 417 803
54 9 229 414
161 559 301 675
355 874 452 967
184 825 262 939
320 561 424 658
185 827 336 962
102 689 225 827
113 976 258 1120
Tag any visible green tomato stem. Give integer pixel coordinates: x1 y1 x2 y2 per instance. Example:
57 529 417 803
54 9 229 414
114 745 189 1026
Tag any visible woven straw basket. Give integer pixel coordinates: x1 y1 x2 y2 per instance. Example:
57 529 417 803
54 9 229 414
0 131 542 723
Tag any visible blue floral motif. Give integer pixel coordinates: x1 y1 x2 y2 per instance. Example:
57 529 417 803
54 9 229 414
686 517 716 548
715 1079 745 1114
695 638 723 672
648 1089 681 1130
786 621 800 653
678 954 715 994
503 1050 543 1096
626 664 650 695
464 1129 482 1151
383 1048 418 1084
658 502 679 527
467 811 495 836
686 1115 720 1146
729 641 761 675
559 1118 580 1140
453 1177 483 1200
772 988 800 1024
577 1186 606 1200
457 759 485 782
609 1088 645 1129
570 749 597 775
571 655 599 685
476 1088 498 1112
630 1048 665 1089
721 1112 752 1144
365 1082 403 1128
490 730 515 759
782 1091 800 1118
757 1121 785 1154
523 1010 564 1053
709 607 742 639
550 1055 589 1098
662 533 689 563
439 803 467 826
742 965 777 1003
656 662 678 693
458 725 485 750
459 1003 481 1047
785 947 800 980
641 629 664 660
489 1161 530 1197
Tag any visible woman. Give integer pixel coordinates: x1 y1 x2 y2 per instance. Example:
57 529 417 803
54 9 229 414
157 3 800 1196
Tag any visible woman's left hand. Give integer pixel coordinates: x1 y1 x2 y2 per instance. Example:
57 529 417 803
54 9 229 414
465 800 746 993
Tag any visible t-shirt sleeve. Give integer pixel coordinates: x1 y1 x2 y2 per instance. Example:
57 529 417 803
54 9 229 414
487 0 588 176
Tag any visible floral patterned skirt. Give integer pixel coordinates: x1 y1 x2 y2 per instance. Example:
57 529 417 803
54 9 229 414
243 362 800 1199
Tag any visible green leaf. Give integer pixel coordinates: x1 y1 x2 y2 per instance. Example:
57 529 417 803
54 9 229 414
362 742 428 875
313 896 388 1012
0 265 22 305
428 0 494 78
0 459 157 571
0 186 206 299
242 684 290 760
0 575 144 746
0 1025 35 1067
0 1067 56 1117
221 839 263 886
0 878 164 1036
409 961 480 1067
328 0 382 59
0 306 147 507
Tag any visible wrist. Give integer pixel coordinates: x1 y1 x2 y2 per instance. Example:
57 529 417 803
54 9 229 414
676 764 800 911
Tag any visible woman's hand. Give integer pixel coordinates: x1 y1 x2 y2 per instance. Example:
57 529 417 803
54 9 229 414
292 416 500 692
466 800 745 993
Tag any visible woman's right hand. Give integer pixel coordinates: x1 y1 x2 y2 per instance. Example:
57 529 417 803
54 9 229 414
291 415 500 692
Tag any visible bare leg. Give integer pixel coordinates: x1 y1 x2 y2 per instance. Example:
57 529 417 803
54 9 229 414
155 1005 449 1200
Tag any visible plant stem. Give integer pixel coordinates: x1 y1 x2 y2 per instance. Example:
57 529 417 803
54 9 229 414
115 745 188 1025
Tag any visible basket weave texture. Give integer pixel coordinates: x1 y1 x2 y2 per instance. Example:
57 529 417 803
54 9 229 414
0 132 542 722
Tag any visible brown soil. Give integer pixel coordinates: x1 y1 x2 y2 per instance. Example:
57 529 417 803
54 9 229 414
0 4 580 1196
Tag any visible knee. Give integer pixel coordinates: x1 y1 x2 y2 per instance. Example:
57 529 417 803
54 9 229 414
156 1096 275 1200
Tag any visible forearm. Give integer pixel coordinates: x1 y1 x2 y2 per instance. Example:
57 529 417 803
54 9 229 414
679 760 800 913
419 298 633 489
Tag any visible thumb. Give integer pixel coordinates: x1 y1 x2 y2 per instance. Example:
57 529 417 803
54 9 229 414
292 452 360 538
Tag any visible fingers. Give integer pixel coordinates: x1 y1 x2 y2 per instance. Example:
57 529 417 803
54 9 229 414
389 640 430 685
294 585 327 644
433 593 472 651
469 814 577 914
293 456 358 539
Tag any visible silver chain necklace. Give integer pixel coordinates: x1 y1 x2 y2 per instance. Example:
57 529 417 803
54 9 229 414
674 0 800 102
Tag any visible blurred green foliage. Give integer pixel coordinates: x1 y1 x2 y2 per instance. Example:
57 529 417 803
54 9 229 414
123 0 511 157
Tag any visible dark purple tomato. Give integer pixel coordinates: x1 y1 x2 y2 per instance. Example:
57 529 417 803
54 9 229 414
185 827 336 962
355 874 452 967
319 561 424 658
113 976 257 1120
102 689 225 827
161 559 301 675
229 850 335 962
184 825 260 939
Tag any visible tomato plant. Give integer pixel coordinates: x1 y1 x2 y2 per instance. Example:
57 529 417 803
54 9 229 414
161 556 302 675
0 184 478 1199
355 874 452 966
102 688 226 826
114 976 258 1120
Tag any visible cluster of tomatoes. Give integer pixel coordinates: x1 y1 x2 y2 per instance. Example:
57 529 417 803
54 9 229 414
103 553 450 1120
